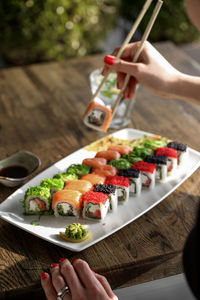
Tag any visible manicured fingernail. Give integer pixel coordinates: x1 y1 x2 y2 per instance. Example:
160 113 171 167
104 55 114 65
59 258 66 263
51 263 58 268
72 257 78 264
41 272 48 280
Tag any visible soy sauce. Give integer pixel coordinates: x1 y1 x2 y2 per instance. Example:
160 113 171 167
0 166 29 178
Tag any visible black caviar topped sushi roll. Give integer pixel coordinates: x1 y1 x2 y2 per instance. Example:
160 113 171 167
167 141 187 152
118 168 141 196
118 168 140 178
93 184 116 194
145 155 167 165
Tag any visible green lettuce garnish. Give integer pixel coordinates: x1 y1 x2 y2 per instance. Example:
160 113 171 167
66 164 91 177
143 139 167 150
132 146 152 159
53 172 78 182
108 158 132 169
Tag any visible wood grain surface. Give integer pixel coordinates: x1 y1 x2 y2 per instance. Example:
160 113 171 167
0 41 200 299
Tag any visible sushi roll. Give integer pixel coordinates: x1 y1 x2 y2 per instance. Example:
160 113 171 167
82 191 110 220
81 174 105 185
118 168 141 196
95 150 121 160
93 184 118 212
145 155 168 182
131 161 156 190
155 147 178 175
92 164 118 177
108 158 132 170
40 178 64 195
83 100 112 132
53 172 78 183
108 145 131 155
66 164 91 178
52 190 82 217
82 158 107 169
105 175 129 204
24 186 51 215
167 141 188 165
64 179 92 194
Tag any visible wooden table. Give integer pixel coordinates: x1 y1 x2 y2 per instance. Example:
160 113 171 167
0 41 200 299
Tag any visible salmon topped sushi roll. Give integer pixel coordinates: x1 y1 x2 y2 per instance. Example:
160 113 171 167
82 191 110 220
52 190 82 217
64 179 92 194
82 158 107 169
81 174 105 185
83 100 112 132
95 150 121 160
92 165 117 177
108 145 131 155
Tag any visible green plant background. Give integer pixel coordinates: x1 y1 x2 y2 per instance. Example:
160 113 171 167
0 0 199 65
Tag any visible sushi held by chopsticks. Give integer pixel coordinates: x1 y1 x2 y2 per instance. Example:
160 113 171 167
83 0 163 133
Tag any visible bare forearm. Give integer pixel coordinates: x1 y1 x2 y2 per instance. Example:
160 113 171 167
171 73 200 105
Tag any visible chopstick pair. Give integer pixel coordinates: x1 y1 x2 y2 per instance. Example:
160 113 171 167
83 0 163 132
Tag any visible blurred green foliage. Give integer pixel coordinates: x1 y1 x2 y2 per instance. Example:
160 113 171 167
0 0 199 65
120 0 200 44
0 0 120 65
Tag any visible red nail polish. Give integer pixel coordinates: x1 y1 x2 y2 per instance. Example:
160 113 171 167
59 258 66 263
51 263 58 268
104 55 114 65
41 272 48 280
72 257 78 264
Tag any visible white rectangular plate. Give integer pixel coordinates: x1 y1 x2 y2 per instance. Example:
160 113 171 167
0 128 200 252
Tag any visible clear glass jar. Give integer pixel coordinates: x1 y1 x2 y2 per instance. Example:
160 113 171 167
89 69 137 129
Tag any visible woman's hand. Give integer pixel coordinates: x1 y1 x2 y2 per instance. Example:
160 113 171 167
41 258 118 300
102 41 181 99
